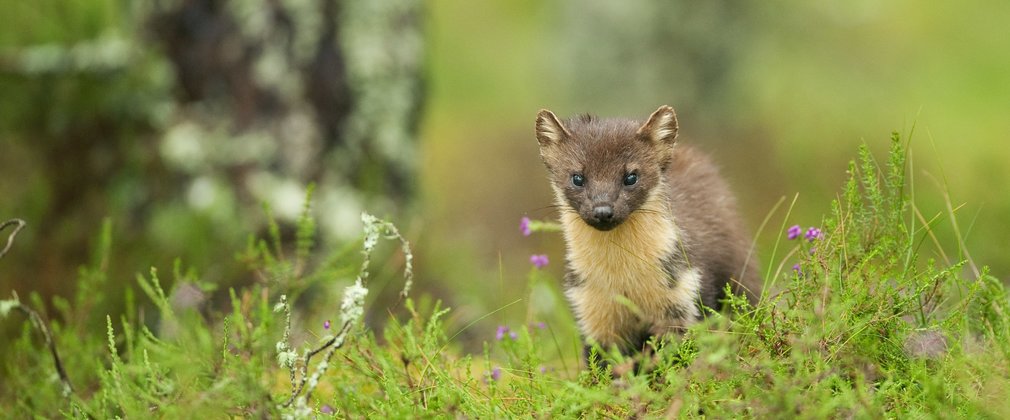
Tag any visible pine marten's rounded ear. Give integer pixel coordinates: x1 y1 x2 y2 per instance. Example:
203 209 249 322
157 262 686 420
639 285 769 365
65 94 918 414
536 109 571 147
637 105 679 145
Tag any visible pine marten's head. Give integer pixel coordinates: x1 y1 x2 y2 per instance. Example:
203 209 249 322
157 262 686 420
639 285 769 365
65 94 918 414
535 105 679 231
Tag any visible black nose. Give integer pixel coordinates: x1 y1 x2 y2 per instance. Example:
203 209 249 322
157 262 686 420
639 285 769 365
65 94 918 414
593 205 614 222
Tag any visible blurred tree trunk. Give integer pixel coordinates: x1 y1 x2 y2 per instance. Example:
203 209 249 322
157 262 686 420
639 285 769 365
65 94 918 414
148 0 423 237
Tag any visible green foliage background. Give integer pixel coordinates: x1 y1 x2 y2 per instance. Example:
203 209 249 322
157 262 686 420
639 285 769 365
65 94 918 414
1 0 1009 416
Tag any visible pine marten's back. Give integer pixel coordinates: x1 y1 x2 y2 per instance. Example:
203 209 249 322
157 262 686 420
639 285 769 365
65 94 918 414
662 144 761 308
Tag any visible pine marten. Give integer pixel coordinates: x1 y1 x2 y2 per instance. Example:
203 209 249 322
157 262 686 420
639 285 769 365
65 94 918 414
535 105 761 357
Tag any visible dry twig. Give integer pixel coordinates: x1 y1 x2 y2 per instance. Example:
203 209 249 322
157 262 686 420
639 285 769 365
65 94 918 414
0 219 75 396
0 218 26 260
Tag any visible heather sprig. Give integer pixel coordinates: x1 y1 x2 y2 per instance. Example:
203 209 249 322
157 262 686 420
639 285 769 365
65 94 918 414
519 216 562 236
495 325 510 341
529 254 549 269
787 225 802 240
785 224 821 242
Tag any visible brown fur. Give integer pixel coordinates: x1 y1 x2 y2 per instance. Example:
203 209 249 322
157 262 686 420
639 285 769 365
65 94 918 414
535 106 760 353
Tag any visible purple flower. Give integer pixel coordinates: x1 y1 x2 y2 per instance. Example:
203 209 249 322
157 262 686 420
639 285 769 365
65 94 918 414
787 225 802 240
490 366 502 381
530 254 549 269
520 217 532 236
321 404 334 414
531 321 546 330
792 263 802 275
323 320 331 330
495 325 509 341
805 227 822 242
509 331 518 340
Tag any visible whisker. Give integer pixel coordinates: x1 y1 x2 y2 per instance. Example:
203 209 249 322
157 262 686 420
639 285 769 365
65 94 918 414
630 208 666 217
525 203 567 214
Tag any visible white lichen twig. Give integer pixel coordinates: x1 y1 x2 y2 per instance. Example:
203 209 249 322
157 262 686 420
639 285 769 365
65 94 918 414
279 212 414 410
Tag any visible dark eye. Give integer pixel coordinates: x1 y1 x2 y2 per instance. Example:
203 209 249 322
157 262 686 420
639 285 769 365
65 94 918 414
623 173 638 186
571 173 585 187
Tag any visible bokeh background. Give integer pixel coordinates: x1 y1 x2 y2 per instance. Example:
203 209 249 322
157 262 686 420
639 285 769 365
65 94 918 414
2 0 1008 354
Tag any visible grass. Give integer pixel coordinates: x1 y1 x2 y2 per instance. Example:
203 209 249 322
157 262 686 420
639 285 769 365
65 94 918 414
2 133 1009 418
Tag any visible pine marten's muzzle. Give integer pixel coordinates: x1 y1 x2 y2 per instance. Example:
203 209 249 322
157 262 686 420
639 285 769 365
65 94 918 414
585 203 620 231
